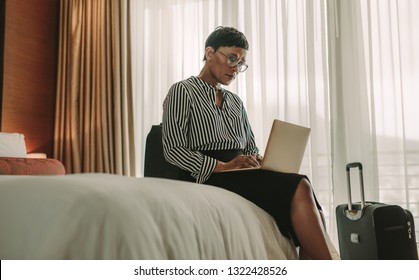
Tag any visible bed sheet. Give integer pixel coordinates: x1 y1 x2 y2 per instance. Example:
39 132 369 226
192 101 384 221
0 174 299 259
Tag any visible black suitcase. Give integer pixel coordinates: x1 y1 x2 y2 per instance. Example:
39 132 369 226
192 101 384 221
336 162 418 260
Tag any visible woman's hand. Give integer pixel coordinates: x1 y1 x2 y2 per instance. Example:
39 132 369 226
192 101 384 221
254 154 263 164
214 154 261 172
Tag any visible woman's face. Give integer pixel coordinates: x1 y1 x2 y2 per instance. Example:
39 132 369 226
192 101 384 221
207 46 247 86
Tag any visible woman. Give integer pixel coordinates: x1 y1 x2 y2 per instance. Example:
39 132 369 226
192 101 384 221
162 26 333 260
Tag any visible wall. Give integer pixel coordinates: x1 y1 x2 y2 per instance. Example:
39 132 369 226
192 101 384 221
1 0 59 157
0 1 5 123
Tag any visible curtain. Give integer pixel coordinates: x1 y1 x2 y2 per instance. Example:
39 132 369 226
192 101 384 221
131 0 419 248
55 0 135 175
329 0 419 239
130 0 334 237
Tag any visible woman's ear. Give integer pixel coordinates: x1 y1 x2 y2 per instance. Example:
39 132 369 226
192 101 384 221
205 47 215 61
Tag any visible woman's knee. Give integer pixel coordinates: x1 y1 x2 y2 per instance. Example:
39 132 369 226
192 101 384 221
297 178 312 192
294 178 315 202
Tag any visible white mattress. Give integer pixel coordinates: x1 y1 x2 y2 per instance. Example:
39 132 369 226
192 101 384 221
0 173 300 259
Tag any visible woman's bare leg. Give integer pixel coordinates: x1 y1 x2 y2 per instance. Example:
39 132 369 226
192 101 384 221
290 178 332 260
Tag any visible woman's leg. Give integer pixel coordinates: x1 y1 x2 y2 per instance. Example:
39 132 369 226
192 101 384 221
290 178 332 260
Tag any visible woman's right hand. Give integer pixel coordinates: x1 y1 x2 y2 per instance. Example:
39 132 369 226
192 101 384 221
214 154 261 172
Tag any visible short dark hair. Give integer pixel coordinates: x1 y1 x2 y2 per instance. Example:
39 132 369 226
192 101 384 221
203 26 249 61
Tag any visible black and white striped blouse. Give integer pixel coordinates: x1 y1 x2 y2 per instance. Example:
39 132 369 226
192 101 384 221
162 76 259 183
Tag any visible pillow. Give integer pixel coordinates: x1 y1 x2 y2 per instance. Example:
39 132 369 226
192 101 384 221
0 132 28 158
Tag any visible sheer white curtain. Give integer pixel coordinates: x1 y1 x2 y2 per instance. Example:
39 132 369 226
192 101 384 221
130 0 333 244
329 0 419 242
130 0 419 253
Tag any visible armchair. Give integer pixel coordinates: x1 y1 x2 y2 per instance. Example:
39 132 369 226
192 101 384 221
144 124 190 181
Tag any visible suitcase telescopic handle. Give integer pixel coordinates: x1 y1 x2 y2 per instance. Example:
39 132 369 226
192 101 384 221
346 162 366 211
346 162 363 172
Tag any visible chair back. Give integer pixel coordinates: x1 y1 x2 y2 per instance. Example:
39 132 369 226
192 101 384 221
144 124 190 180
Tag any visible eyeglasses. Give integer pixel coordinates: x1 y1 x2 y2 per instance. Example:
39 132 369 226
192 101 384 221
216 50 248 73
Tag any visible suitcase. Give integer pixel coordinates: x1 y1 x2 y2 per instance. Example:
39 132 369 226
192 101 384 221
336 162 418 260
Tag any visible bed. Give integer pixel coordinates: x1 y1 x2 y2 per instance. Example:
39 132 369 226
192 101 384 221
0 128 339 260
0 173 314 260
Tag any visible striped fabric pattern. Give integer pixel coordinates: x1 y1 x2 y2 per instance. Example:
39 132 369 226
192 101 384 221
162 76 259 183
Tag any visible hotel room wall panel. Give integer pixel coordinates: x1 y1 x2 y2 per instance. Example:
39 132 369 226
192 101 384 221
1 0 59 157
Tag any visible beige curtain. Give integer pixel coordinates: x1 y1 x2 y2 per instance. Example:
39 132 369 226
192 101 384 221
54 0 135 175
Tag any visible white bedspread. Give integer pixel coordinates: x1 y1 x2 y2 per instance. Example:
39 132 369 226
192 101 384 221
0 173 299 259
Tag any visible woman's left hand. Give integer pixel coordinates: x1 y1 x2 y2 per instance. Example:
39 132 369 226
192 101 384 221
253 154 263 164
213 154 261 172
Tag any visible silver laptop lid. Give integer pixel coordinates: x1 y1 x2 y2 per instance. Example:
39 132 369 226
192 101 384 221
261 119 311 173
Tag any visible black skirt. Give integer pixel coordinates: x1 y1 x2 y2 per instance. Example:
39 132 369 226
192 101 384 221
199 150 322 247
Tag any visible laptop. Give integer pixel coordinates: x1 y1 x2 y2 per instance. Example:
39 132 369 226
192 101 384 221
221 119 311 173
